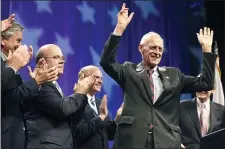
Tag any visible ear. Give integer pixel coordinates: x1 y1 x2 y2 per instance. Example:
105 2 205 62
138 44 143 53
1 37 5 47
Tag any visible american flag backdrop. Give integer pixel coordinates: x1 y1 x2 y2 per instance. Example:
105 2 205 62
2 0 205 146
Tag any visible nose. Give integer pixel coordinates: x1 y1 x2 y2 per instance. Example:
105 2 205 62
59 58 66 64
98 78 103 84
18 42 22 46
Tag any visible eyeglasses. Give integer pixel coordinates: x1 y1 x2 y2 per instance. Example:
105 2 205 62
44 55 66 62
143 44 164 52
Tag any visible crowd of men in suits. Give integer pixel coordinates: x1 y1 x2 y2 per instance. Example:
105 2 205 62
1 3 224 149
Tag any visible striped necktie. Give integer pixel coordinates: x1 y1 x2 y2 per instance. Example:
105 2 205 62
149 69 154 102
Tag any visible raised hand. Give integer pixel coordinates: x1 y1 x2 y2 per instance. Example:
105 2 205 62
99 95 108 121
113 3 134 35
7 45 31 72
74 73 95 94
197 27 214 52
28 58 59 85
1 14 15 32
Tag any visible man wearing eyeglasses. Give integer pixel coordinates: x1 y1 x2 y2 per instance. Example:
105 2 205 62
23 44 96 148
100 3 217 149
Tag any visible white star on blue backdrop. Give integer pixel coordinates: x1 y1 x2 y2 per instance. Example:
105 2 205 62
15 13 43 53
77 1 96 24
35 1 52 14
135 0 160 20
108 6 119 26
55 33 75 58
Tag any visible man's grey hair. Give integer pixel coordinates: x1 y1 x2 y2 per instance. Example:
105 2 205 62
1 22 24 39
140 31 163 45
78 65 99 78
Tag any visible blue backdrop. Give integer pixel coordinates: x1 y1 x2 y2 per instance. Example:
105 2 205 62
2 0 205 146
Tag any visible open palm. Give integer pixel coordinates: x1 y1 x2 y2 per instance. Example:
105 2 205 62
197 27 213 47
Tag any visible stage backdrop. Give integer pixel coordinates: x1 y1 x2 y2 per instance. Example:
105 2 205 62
2 0 204 146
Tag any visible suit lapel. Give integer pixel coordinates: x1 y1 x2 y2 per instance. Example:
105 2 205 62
1 58 6 69
95 98 101 114
189 98 202 138
208 102 216 133
136 62 153 105
47 82 62 97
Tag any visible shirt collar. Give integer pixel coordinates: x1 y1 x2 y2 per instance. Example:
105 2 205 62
197 97 210 110
148 66 159 77
87 94 95 102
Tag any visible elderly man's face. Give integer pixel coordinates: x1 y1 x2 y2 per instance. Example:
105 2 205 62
1 31 23 55
139 35 164 68
90 68 103 93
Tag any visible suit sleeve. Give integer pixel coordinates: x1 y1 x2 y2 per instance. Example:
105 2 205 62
3 78 39 103
100 34 127 87
74 116 104 143
181 52 217 93
106 120 117 140
1 67 16 91
38 84 88 118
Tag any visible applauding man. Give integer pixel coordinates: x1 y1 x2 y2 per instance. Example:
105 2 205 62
1 16 58 149
73 65 123 149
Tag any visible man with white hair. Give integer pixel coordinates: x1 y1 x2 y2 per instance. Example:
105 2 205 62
100 3 217 149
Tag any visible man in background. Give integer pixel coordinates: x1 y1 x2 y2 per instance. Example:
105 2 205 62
180 59 225 149
73 65 123 149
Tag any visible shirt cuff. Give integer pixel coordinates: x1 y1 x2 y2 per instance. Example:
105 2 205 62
112 32 122 36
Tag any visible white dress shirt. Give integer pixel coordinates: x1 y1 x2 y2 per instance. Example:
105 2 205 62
151 66 164 103
87 94 98 115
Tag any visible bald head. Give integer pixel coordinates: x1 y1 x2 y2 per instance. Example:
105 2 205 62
78 65 100 78
36 44 62 63
35 44 65 76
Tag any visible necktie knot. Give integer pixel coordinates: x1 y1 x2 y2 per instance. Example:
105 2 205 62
149 69 154 75
200 103 206 109
90 98 95 106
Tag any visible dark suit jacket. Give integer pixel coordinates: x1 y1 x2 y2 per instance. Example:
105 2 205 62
73 98 117 149
23 82 88 148
180 98 225 149
1 58 39 149
99 34 217 148
1 58 17 91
